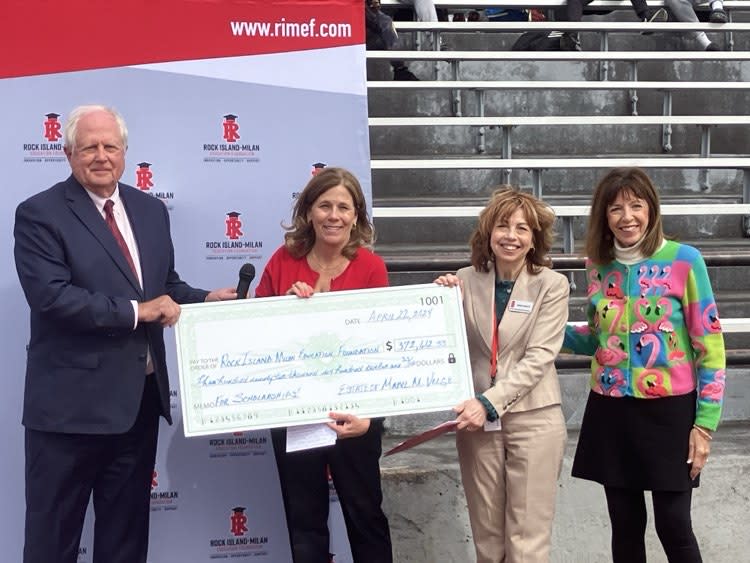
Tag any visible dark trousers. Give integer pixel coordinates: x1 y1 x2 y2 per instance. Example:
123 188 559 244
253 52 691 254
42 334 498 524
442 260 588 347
558 0 649 20
24 376 161 563
272 424 392 563
604 486 702 563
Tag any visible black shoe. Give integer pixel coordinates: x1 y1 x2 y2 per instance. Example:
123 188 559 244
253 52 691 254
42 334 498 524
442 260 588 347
641 7 668 35
393 66 419 81
705 42 722 51
709 7 728 24
560 32 581 52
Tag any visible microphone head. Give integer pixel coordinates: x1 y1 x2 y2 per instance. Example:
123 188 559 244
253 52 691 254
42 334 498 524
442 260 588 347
238 263 256 281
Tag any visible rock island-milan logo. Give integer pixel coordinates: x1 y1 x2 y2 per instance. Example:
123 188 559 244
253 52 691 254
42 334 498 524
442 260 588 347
202 113 260 163
209 505 268 554
24 112 65 163
136 162 154 191
150 468 179 511
43 112 62 142
230 506 248 537
223 114 241 143
312 162 327 176
204 211 262 260
133 161 174 202
225 211 243 240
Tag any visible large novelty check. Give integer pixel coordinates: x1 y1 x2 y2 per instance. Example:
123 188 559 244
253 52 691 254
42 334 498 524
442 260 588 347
175 283 473 437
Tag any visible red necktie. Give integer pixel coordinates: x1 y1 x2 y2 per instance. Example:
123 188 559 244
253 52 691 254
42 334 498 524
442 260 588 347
103 199 138 279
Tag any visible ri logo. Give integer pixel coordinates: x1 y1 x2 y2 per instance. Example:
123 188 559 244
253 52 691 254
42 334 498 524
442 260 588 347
222 114 241 143
230 506 248 537
43 112 62 142
136 162 154 191
225 211 244 240
151 470 158 490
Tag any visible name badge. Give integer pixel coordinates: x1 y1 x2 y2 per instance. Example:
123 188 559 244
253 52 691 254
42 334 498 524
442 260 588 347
483 420 502 432
508 299 533 314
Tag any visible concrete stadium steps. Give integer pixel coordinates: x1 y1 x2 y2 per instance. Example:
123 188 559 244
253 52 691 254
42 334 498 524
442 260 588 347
372 211 750 246
428 24 750 53
367 70 750 110
368 57 750 85
369 121 750 158
384 7 750 52
369 168 749 202
376 239 750 275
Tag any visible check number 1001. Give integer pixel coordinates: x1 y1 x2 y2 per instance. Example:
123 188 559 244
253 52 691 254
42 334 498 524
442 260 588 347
420 295 445 306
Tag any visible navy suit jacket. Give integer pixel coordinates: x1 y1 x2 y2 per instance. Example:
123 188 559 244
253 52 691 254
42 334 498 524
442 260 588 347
14 175 208 434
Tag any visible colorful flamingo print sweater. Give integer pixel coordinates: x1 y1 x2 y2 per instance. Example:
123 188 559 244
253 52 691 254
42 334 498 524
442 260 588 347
563 240 726 430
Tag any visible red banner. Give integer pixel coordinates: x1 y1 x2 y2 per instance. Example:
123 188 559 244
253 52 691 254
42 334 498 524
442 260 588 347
0 0 364 79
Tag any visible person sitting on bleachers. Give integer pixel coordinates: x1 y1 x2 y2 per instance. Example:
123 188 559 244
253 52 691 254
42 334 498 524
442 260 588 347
390 0 452 50
365 0 420 80
484 6 547 23
665 0 727 51
557 0 669 50
401 0 439 23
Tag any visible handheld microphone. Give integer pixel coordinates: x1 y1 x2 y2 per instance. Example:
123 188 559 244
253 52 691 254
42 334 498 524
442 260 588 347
235 263 256 299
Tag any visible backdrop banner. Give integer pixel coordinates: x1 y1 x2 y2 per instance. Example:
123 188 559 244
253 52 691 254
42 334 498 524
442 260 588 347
0 1 368 561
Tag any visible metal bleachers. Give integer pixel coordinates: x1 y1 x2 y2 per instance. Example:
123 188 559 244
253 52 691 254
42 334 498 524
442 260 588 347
366 2 750 330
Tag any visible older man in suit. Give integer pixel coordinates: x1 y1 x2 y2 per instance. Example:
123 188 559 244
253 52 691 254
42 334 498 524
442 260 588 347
14 105 235 563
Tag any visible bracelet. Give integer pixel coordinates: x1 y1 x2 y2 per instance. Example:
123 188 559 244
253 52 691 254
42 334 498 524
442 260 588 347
475 394 499 423
692 424 713 440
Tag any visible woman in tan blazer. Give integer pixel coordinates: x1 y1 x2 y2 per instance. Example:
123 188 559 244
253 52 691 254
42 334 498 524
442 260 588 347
436 187 569 563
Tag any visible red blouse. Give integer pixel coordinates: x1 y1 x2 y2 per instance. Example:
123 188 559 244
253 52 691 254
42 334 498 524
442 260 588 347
255 245 388 297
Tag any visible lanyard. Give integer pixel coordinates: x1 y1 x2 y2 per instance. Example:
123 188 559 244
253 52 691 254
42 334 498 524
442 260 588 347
489 303 498 387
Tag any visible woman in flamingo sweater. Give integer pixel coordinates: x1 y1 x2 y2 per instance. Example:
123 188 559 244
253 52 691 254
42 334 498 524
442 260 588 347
564 167 726 563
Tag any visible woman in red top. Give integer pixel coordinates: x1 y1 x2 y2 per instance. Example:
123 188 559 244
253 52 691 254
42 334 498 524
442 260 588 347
255 167 392 563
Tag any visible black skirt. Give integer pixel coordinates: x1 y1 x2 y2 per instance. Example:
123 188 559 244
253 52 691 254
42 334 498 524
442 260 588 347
572 390 699 491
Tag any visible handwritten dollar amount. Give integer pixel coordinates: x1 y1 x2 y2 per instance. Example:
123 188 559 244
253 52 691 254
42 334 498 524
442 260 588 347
385 337 448 352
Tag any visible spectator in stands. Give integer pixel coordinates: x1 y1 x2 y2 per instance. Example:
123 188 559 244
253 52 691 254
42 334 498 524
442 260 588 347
365 0 419 80
564 167 726 563
396 0 450 50
558 0 669 50
255 167 392 563
666 0 727 50
435 187 569 563
485 6 546 23
401 0 439 23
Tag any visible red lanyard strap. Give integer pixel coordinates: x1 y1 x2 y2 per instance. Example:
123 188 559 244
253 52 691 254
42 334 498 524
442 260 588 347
489 305 498 387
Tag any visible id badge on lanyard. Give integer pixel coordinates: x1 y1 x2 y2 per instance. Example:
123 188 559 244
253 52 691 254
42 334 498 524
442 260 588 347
489 305 498 389
485 307 502 431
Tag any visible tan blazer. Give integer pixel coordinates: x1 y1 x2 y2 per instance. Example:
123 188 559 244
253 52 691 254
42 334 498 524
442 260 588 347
457 264 570 415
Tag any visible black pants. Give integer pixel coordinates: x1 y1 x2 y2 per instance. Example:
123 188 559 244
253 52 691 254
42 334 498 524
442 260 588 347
557 0 649 20
24 376 161 563
272 423 392 563
604 486 702 563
